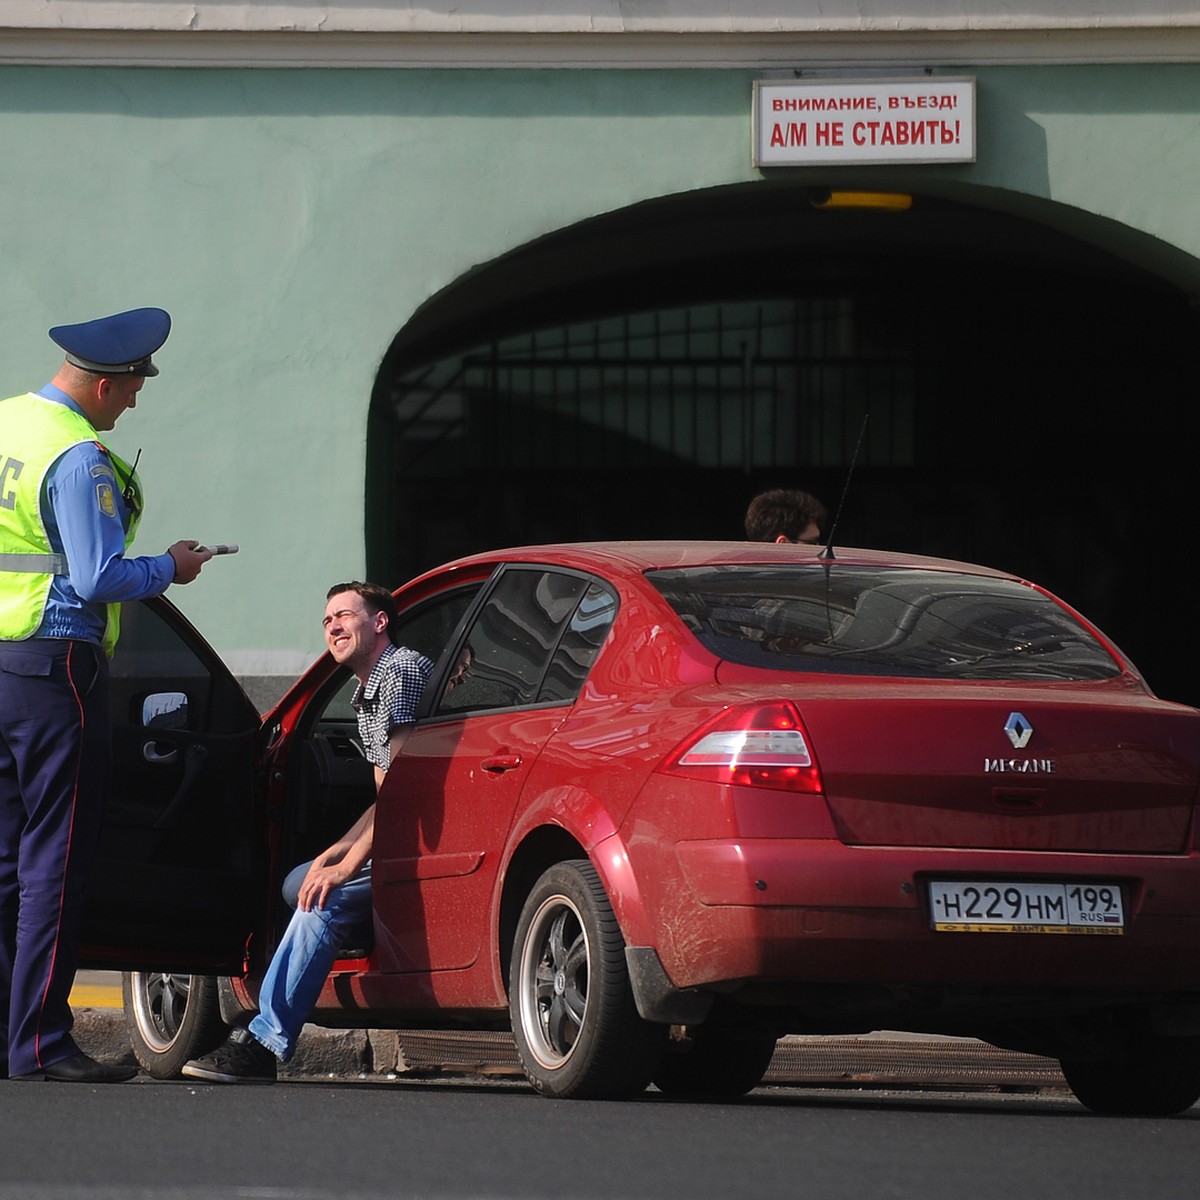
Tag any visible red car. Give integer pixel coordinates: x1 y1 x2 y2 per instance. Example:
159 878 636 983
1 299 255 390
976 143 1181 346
86 542 1200 1114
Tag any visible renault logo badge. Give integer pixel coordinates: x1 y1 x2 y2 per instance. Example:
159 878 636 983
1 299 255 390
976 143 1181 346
1004 712 1033 749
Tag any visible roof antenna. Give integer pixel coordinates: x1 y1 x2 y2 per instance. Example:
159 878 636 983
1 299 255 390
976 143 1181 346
818 412 869 562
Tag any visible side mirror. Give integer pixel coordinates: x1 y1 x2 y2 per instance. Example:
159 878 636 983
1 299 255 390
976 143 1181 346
142 691 189 730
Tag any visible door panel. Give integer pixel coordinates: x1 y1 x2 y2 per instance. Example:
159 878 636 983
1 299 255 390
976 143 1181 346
80 597 262 972
373 707 565 976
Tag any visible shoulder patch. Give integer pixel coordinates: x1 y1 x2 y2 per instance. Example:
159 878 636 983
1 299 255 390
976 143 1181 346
96 481 117 518
90 462 116 481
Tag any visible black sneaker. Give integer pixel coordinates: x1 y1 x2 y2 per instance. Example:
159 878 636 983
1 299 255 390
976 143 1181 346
182 1028 278 1084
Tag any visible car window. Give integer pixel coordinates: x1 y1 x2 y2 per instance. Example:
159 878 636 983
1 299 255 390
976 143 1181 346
437 569 615 715
537 580 618 703
646 565 1121 682
317 672 362 725
109 598 257 732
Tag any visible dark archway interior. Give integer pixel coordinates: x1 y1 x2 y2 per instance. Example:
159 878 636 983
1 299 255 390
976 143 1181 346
370 185 1200 704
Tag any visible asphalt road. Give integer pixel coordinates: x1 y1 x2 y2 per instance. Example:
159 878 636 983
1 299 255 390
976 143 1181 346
1 1074 1195 1200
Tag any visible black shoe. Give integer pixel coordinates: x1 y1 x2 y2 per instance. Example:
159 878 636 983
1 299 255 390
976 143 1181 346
11 1051 136 1083
181 1027 278 1083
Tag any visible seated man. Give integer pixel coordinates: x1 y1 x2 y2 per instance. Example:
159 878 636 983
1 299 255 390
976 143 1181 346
182 581 433 1083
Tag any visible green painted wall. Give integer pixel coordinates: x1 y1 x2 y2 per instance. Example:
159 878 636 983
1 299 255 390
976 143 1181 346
1 63 1197 689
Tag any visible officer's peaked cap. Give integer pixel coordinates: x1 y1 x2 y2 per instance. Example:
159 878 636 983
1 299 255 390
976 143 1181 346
49 307 171 378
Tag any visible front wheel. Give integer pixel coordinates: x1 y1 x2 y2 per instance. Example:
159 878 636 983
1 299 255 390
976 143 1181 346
122 972 229 1078
509 859 665 1099
1060 1033 1200 1116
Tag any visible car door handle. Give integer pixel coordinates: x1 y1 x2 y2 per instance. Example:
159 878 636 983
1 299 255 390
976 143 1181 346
143 742 179 765
481 754 522 773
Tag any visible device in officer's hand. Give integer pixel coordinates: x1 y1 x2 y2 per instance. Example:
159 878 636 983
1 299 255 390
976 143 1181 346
197 544 239 555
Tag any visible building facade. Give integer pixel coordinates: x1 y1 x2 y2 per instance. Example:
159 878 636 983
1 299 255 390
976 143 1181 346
2 3 1198 704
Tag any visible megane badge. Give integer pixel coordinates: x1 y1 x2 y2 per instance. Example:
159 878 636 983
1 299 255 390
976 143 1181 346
1004 712 1033 749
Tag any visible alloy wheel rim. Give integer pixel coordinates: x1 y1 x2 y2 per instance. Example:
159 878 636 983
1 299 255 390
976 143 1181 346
518 894 590 1069
131 971 191 1051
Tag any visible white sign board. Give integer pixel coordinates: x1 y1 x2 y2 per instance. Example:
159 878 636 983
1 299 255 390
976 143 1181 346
754 78 976 167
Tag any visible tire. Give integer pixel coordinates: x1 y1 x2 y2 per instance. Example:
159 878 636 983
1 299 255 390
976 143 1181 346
653 1024 778 1099
1060 1033 1200 1116
122 972 229 1079
509 859 666 1099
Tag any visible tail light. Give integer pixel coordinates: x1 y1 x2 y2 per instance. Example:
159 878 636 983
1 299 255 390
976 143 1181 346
659 701 823 794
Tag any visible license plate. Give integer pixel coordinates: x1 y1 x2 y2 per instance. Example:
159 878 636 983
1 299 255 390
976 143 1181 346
928 880 1125 935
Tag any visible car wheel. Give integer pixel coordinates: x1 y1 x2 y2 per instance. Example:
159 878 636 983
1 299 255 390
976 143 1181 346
1059 1033 1200 1116
510 859 666 1099
122 972 229 1078
652 1024 778 1099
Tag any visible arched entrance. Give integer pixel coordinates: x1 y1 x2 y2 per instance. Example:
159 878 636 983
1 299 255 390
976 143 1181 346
369 185 1200 704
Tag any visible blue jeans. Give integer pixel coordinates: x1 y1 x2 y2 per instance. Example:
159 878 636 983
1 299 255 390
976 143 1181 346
248 858 372 1061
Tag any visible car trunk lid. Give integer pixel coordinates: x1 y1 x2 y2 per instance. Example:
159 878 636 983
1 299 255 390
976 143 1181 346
713 672 1200 852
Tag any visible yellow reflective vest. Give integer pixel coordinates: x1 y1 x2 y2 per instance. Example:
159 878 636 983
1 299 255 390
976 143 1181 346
0 392 140 654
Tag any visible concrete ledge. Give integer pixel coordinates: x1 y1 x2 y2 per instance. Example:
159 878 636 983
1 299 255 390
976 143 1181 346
72 1007 1068 1090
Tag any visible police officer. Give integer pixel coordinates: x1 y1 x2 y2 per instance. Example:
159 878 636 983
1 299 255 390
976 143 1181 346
0 307 211 1082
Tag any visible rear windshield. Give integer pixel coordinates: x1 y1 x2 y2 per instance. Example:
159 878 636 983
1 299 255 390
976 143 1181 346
646 565 1121 681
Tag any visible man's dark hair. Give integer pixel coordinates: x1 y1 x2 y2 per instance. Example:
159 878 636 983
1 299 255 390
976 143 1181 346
326 580 403 646
744 488 828 543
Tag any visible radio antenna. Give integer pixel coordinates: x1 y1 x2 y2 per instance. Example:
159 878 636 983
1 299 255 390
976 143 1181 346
818 412 869 562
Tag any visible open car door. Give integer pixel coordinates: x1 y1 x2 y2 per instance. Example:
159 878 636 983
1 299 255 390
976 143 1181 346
80 595 263 973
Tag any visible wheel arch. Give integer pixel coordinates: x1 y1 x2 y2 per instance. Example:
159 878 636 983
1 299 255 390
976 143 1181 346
497 824 589 996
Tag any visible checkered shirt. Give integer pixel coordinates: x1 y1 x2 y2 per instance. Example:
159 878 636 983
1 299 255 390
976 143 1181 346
350 643 435 769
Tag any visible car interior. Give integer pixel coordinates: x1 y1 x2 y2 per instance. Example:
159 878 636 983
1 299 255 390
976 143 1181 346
273 585 483 945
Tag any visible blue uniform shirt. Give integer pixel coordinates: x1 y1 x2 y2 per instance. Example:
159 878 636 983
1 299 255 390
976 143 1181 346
33 384 175 643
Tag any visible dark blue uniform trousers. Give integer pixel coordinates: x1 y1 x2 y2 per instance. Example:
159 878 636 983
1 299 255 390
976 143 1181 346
0 639 110 1077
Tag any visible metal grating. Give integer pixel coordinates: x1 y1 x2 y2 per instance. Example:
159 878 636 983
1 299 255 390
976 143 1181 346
389 299 916 479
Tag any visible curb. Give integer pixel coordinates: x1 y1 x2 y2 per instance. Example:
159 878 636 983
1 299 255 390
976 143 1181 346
71 1007 1068 1091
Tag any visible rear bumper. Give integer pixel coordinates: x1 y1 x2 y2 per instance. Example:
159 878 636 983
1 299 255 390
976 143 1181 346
623 836 1200 994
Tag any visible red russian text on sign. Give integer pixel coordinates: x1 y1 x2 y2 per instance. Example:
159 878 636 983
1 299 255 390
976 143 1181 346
754 78 976 166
